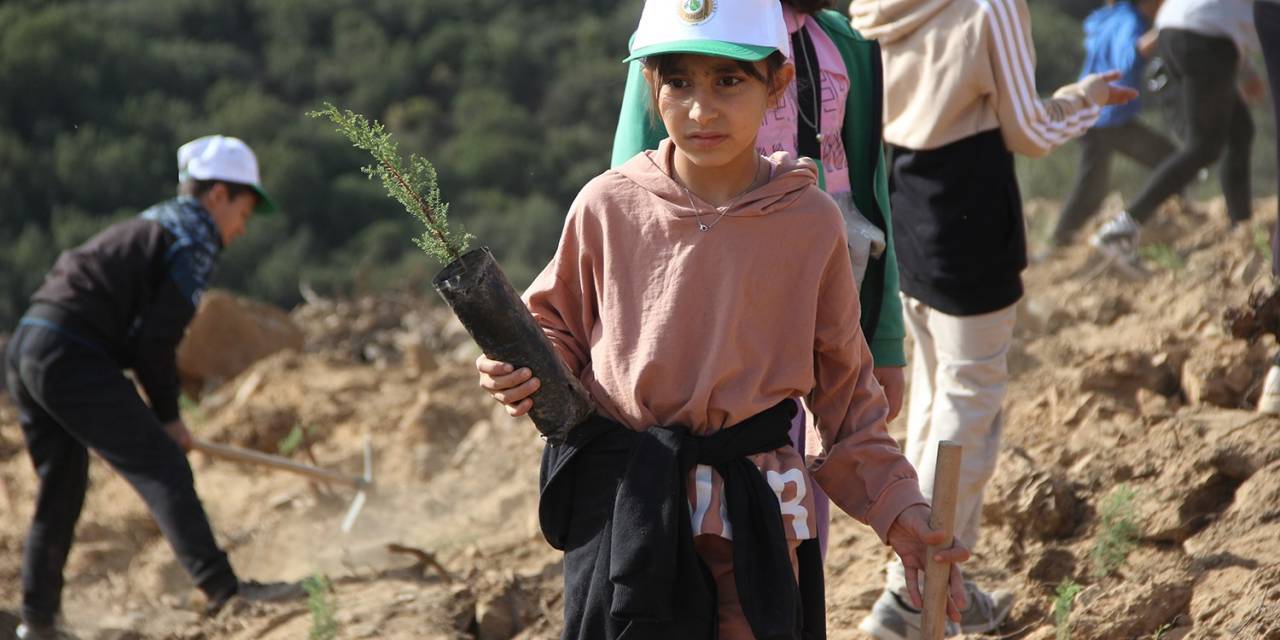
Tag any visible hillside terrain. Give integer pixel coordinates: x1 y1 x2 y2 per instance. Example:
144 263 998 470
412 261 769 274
1 197 1278 639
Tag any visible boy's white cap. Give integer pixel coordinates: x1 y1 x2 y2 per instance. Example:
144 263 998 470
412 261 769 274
177 135 277 214
625 0 791 63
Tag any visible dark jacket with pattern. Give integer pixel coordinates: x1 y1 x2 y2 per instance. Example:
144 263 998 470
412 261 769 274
27 196 222 422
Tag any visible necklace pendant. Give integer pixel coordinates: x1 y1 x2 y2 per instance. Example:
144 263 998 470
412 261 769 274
698 223 710 232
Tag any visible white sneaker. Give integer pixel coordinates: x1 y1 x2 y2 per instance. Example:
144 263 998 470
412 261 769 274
1089 212 1147 278
1258 364 1280 414
957 582 1016 634
15 622 63 640
858 584 1015 640
858 590 959 640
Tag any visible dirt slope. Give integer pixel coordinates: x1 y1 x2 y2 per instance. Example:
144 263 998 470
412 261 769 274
1 197 1278 639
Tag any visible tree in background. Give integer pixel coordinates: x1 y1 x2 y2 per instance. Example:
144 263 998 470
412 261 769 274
0 0 1273 328
0 0 637 328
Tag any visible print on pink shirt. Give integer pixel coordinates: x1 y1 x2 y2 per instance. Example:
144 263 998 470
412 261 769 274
754 20 852 196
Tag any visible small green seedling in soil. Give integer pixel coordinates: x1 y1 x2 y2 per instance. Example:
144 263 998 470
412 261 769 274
303 573 338 640
1139 243 1185 271
178 393 205 422
309 103 471 264
1053 578 1084 640
1253 226 1272 263
1089 484 1139 578
278 423 313 457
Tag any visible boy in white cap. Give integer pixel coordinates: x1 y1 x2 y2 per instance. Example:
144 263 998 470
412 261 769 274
4 135 298 639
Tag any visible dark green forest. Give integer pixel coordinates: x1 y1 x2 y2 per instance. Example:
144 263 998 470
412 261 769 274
0 0 1269 328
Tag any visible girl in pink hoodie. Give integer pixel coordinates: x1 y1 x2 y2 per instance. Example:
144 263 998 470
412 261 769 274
477 1 967 637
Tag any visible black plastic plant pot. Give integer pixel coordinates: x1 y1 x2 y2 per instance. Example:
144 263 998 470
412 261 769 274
432 247 594 443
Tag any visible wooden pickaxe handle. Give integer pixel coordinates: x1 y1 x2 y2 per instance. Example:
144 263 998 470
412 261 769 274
191 439 372 490
921 441 962 640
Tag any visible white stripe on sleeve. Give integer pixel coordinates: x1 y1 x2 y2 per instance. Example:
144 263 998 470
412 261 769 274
979 0 1100 152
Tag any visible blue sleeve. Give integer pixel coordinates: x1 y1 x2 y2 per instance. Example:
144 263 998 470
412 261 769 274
164 242 213 308
1111 15 1145 85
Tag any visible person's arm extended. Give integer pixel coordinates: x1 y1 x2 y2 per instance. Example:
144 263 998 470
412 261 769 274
983 0 1110 157
807 241 968 618
806 234 925 541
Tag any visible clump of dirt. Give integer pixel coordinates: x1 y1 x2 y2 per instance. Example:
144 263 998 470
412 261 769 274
983 448 1081 541
290 292 472 373
1 196 1278 639
177 290 305 399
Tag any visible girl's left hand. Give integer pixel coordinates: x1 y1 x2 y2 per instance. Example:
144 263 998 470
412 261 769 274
886 504 971 622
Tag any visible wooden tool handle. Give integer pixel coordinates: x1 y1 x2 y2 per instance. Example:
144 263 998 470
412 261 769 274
191 439 368 489
921 441 962 640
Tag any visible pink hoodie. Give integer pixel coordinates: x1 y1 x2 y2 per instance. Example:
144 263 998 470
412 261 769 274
524 140 926 542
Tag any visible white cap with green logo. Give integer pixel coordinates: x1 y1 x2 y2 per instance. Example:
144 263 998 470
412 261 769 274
177 135 278 214
625 0 792 63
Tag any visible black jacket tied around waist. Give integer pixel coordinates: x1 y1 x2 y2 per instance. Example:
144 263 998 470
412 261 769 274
538 399 825 640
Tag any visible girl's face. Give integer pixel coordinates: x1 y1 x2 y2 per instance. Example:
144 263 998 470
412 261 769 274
645 55 792 171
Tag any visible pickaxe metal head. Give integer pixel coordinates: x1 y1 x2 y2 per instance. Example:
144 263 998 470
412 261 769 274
340 435 375 533
190 435 376 532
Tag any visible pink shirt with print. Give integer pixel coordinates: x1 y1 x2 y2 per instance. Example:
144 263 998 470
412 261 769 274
756 6 852 197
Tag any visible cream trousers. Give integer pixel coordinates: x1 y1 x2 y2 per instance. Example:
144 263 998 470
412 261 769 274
887 294 1016 595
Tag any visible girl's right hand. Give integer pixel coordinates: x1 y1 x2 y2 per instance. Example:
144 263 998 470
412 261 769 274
476 354 541 417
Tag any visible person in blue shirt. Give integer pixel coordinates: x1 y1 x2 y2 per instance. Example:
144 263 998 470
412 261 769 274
1046 0 1172 250
1090 0 1263 271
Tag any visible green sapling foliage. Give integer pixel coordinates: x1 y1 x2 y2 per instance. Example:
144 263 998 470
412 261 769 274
303 573 338 640
1053 578 1083 640
1089 484 1139 578
309 103 472 264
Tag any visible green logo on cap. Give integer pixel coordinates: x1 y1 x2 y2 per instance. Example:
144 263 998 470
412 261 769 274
678 0 714 24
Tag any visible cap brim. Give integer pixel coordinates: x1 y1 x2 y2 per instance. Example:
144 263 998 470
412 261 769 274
623 40 776 63
251 185 278 215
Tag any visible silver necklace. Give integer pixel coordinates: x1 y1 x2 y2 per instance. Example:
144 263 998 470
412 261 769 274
794 25 824 144
684 187 735 232
678 160 763 232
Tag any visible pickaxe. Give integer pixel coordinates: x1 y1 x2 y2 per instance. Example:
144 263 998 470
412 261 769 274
191 435 375 533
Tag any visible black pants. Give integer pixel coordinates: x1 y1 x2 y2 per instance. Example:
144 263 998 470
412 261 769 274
1051 120 1177 244
1258 0 1280 276
1128 28 1254 224
4 321 236 626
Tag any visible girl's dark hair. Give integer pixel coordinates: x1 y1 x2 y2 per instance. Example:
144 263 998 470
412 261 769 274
642 50 789 119
178 179 254 201
781 0 832 13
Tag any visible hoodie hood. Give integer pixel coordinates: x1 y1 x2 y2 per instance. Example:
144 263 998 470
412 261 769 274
615 138 818 221
849 0 952 44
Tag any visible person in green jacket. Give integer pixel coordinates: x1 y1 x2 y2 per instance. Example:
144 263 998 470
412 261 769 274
611 0 904 556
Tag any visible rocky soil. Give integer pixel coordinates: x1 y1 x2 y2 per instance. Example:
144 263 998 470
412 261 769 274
1 197 1277 639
